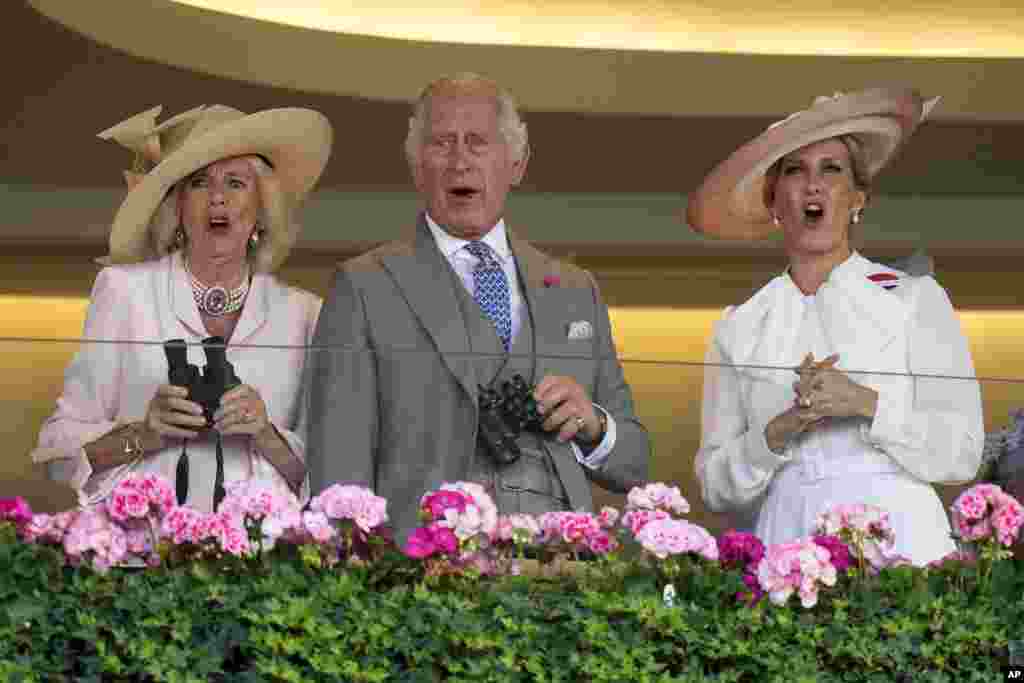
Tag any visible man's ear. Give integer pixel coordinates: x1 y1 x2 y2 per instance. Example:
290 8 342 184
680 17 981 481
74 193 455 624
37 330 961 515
511 143 530 186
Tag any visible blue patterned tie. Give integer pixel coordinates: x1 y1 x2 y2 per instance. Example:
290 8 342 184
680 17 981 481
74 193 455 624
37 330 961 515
464 241 511 351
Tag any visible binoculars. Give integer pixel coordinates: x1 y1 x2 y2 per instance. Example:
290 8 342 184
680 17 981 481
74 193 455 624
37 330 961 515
476 374 546 465
163 336 242 426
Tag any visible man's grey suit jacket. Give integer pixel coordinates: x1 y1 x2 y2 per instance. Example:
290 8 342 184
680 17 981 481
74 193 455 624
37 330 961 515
307 218 650 541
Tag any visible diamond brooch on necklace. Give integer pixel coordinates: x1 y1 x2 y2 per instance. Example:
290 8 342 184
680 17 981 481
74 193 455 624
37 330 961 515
185 259 250 317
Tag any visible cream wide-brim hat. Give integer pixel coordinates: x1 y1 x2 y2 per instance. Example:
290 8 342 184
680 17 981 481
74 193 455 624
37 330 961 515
98 104 333 271
686 88 938 240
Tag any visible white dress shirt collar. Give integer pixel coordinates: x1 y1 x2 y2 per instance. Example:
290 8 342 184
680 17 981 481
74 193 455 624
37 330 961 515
424 212 512 263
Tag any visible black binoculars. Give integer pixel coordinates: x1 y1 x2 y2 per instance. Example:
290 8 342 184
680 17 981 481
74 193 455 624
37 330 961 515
476 374 546 465
163 336 242 427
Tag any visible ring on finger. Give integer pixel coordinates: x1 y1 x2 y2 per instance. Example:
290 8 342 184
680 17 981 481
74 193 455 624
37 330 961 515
799 396 812 409
573 416 585 430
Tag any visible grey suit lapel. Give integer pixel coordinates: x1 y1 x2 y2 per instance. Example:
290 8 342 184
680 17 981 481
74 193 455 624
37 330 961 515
508 232 563 382
378 218 477 403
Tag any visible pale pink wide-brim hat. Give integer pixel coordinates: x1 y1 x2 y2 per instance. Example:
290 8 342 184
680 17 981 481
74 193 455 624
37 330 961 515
686 88 938 240
97 104 333 271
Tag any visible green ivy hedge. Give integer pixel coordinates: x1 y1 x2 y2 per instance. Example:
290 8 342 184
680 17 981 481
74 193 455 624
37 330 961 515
2 533 1021 682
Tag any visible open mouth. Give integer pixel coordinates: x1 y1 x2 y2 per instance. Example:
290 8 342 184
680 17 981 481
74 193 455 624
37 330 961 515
208 217 230 230
448 186 480 201
803 203 825 223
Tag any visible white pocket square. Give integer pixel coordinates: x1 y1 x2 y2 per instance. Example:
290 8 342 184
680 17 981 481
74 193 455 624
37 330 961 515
566 320 593 340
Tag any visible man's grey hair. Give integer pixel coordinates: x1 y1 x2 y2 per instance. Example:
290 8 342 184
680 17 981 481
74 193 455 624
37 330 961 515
404 73 528 166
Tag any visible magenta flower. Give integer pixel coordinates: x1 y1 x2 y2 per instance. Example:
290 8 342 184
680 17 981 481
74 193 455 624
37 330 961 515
403 524 458 559
0 497 32 528
718 530 765 572
543 274 561 288
432 526 459 555
812 535 852 573
420 490 469 520
586 529 618 556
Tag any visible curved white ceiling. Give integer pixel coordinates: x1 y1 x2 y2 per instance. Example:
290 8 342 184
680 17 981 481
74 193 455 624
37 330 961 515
172 0 1022 58
28 0 1024 121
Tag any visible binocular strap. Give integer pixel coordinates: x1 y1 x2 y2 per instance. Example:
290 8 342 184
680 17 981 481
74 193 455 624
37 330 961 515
213 434 225 511
175 446 189 506
174 435 227 512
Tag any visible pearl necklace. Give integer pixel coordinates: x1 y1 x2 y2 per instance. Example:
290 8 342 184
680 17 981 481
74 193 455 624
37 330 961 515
184 259 250 317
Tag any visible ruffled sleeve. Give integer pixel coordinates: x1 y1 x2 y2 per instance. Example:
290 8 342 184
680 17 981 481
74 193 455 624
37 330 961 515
695 306 794 513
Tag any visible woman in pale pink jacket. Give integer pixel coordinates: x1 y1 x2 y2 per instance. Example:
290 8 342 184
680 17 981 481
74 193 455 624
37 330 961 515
33 105 333 512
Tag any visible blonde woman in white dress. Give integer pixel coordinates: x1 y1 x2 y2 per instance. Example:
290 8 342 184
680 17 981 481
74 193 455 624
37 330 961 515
687 89 983 566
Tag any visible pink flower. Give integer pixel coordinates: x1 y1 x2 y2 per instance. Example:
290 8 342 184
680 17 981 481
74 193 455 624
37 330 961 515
951 483 1024 548
756 538 837 608
439 482 499 539
217 522 252 557
0 497 32 527
311 484 389 533
815 503 895 571
406 482 499 561
496 513 541 544
301 511 336 544
543 274 560 288
160 506 206 545
106 474 175 523
598 506 620 529
621 509 670 536
22 512 72 545
537 511 603 549
635 518 718 561
63 507 128 574
626 483 690 516
586 529 618 556
927 548 978 569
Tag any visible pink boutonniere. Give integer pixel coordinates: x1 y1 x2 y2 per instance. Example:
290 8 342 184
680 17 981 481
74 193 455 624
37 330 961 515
543 274 561 288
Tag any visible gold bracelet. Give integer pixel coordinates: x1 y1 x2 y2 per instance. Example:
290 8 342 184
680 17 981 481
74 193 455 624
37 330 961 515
120 424 146 459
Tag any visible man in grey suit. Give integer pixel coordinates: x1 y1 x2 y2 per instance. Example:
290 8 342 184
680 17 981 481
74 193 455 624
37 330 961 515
307 73 650 542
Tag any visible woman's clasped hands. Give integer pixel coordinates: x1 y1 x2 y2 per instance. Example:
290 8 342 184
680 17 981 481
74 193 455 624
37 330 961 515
793 353 877 422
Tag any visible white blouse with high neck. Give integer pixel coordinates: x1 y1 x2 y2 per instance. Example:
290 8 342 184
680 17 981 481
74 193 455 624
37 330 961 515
696 252 983 565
